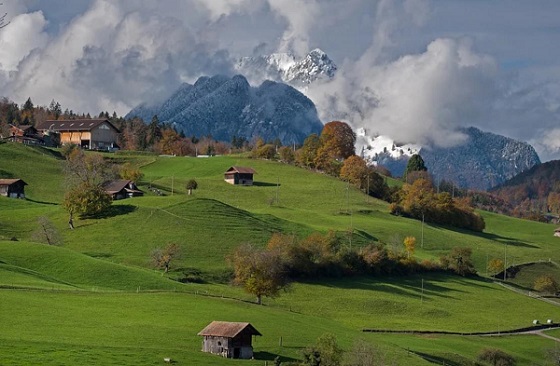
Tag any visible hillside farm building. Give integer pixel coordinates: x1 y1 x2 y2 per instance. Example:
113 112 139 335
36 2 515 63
7 125 43 145
36 119 119 150
224 166 256 186
103 180 143 200
0 179 27 198
198 321 261 359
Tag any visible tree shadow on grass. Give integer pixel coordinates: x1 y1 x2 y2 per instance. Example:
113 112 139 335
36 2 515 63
252 181 281 187
410 350 471 366
253 351 298 363
90 204 136 219
300 275 465 300
24 198 59 205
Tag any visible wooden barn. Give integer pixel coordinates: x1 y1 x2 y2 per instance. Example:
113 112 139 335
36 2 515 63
197 321 261 359
103 180 143 200
0 179 28 198
36 119 119 150
224 166 256 186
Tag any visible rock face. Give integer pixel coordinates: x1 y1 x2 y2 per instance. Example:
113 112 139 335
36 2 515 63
420 127 541 190
235 48 337 86
126 74 324 145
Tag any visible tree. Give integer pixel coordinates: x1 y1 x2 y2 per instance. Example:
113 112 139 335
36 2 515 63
255 144 276 160
152 243 182 273
120 163 144 182
318 121 356 160
440 247 476 276
403 236 416 258
404 154 427 181
487 258 504 276
278 146 295 164
477 348 516 366
302 333 343 366
186 179 198 195
297 134 321 168
63 182 112 218
534 274 559 295
0 4 9 29
31 216 62 246
545 346 560 366
342 339 395 366
229 243 289 305
63 150 115 218
340 155 368 188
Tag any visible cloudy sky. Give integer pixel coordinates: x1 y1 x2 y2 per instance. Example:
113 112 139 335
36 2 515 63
1 0 560 160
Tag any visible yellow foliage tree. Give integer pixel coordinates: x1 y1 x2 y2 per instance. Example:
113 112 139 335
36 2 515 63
403 236 416 258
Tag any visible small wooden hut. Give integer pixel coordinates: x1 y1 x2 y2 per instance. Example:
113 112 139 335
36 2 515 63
102 180 143 200
0 179 27 198
224 166 256 186
198 321 261 359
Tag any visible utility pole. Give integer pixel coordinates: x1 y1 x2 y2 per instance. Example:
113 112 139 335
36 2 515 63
276 176 279 205
503 243 507 281
421 212 425 249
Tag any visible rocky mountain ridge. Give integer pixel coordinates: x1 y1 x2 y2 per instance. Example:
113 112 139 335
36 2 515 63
125 74 324 145
235 48 337 86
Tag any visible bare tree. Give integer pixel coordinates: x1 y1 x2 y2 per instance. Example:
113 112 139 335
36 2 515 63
0 3 10 29
31 216 62 246
151 243 182 273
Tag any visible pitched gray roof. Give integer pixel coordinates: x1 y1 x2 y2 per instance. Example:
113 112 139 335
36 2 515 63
197 321 261 338
36 119 119 133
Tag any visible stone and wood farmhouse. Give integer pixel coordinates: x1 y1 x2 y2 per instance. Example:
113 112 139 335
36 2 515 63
36 119 119 150
7 125 43 145
197 321 261 359
224 166 256 186
0 179 27 198
103 180 143 200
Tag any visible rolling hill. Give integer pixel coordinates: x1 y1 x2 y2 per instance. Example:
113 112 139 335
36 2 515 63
0 142 559 365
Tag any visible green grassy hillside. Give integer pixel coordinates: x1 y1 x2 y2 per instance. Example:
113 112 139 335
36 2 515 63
0 143 559 365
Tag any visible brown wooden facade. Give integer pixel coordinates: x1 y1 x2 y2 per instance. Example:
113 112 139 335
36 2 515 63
224 166 256 186
198 321 261 359
36 119 119 150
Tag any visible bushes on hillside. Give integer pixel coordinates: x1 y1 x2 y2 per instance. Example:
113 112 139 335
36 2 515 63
391 178 485 232
477 348 516 366
231 232 472 285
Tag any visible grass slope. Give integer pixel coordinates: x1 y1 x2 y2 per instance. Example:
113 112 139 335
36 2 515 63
1 145 560 365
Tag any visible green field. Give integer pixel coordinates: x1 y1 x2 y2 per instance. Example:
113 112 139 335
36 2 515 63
0 143 559 365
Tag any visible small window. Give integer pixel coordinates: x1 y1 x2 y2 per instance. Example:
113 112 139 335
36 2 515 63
217 341 222 346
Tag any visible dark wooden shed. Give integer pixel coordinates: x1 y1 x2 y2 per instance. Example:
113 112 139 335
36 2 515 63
102 180 143 200
198 321 261 359
0 179 27 198
224 166 256 186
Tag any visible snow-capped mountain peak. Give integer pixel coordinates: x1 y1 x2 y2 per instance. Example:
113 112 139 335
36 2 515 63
235 48 337 86
356 127 420 162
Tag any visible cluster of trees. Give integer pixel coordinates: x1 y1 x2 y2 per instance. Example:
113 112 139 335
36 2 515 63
391 176 486 232
230 231 476 304
251 121 392 200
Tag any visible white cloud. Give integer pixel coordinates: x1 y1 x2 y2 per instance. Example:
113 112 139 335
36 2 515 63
1 0 560 160
0 11 48 71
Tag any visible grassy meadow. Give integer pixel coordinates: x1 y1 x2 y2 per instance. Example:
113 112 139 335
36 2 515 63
0 142 559 365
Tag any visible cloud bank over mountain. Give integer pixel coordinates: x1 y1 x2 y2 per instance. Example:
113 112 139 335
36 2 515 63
1 0 560 160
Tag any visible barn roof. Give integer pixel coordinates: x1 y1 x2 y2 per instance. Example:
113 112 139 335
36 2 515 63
197 321 262 338
0 179 27 186
36 119 119 133
102 180 142 195
225 166 257 174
